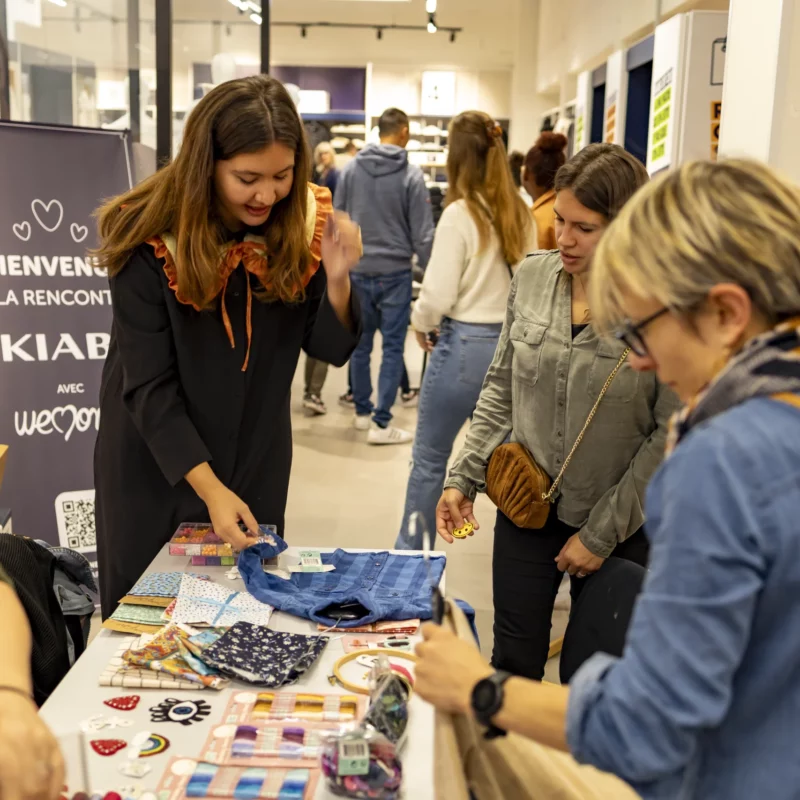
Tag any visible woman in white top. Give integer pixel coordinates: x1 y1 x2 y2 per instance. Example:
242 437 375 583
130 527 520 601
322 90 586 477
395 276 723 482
395 110 536 548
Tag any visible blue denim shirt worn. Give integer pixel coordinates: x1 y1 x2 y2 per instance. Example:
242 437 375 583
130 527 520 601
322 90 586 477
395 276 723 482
239 542 448 628
566 397 800 800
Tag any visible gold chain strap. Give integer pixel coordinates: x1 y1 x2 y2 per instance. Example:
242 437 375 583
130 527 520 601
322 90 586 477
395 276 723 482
542 347 631 502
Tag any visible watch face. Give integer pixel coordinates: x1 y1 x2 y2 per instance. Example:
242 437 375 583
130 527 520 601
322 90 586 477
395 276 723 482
472 678 498 713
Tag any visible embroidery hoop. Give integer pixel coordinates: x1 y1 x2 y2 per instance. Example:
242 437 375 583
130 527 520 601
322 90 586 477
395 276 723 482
330 649 417 695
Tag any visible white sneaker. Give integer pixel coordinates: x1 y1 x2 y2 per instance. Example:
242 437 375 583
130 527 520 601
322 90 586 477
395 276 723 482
367 423 413 445
353 414 371 431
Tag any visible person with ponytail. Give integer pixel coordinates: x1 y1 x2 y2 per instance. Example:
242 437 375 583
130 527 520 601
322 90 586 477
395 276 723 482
92 76 362 618
395 111 535 548
523 131 568 249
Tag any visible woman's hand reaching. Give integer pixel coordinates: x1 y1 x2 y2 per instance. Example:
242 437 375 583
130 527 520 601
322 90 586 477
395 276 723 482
435 488 480 543
204 485 260 551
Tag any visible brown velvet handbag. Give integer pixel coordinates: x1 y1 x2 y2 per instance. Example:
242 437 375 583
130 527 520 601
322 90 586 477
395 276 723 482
486 348 630 529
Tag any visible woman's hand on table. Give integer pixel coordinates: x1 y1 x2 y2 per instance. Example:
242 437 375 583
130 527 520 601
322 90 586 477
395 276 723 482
205 485 260 551
436 489 480 544
555 533 605 577
415 624 492 714
0 690 64 800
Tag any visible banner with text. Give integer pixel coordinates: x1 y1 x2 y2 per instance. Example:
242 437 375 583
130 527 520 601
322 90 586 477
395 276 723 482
0 122 131 554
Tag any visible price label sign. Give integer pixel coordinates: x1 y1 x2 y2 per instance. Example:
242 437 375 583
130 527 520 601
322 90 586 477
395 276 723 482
338 735 370 776
298 549 324 572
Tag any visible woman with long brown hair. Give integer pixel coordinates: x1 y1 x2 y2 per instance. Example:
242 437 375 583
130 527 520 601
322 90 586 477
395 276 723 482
395 110 535 548
435 144 678 680
93 75 362 617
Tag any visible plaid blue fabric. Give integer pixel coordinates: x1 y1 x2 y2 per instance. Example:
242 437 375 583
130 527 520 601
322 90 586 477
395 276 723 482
238 541 449 628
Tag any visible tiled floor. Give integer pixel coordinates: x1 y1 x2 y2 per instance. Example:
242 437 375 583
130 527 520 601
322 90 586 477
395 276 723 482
285 332 567 682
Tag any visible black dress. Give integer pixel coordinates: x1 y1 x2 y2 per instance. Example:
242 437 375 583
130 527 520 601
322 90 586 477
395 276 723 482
94 244 360 618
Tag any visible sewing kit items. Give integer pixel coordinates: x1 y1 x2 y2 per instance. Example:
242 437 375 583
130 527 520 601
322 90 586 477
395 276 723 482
362 658 411 747
137 733 170 758
318 620 420 635
155 758 320 800
200 721 341 769
82 715 134 733
168 523 279 566
329 650 417 695
199 623 328 687
342 635 411 654
104 696 141 712
103 604 169 634
221 691 365 726
320 729 401 800
100 635 201 690
122 623 228 690
150 698 212 726
90 739 128 757
451 521 474 540
170 575 274 628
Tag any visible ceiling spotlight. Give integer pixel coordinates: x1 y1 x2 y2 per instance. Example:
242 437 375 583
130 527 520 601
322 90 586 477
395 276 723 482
427 13 437 33
450 31 456 42
376 28 383 40
301 26 308 37
425 0 437 11
250 12 262 24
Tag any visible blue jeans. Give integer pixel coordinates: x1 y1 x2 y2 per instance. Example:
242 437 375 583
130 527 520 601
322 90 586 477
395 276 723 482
350 270 412 428
395 318 502 549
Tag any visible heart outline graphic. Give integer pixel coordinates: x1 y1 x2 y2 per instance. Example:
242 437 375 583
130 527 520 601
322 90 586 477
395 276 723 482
70 223 89 243
12 221 31 241
31 199 64 233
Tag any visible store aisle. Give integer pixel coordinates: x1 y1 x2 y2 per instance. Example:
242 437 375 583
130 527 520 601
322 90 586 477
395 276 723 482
286 331 566 679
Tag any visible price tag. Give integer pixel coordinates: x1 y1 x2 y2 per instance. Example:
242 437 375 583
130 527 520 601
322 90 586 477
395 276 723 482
338 735 370 776
298 549 324 572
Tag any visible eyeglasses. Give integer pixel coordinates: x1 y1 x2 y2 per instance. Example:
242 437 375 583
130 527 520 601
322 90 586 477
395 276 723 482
615 307 669 357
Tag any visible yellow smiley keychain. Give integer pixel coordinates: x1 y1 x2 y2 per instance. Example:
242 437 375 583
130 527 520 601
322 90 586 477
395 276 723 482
452 521 474 540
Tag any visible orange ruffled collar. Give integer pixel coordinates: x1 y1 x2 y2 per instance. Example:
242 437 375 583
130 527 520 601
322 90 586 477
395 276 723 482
147 183 332 371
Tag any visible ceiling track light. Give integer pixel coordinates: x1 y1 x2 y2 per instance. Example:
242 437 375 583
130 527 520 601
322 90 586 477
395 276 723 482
450 31 456 42
427 13 437 33
301 25 307 37
250 12 262 24
376 28 383 40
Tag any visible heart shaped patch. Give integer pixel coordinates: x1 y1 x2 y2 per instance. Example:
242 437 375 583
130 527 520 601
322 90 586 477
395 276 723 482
90 739 127 757
104 696 140 712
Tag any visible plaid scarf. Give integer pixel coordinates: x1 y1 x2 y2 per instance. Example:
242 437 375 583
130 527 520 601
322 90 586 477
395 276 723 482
665 317 800 456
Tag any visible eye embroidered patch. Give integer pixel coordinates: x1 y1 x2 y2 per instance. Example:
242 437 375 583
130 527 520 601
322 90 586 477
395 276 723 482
150 698 212 726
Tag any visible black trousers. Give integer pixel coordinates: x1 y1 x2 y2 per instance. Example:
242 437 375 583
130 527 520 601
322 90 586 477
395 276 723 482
491 509 649 682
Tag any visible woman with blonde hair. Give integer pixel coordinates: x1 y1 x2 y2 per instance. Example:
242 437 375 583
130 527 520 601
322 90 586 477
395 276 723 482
93 75 362 617
395 111 535 548
434 143 678 680
313 140 339 196
416 158 800 799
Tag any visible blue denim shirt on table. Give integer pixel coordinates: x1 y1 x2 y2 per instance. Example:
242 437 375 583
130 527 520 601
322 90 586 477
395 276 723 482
238 542 465 629
566 397 800 800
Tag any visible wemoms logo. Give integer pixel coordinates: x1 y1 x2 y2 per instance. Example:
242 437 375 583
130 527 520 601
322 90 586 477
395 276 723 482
14 406 100 442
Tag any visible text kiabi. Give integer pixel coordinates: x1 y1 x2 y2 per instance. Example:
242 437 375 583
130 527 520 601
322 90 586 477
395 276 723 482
0 332 109 362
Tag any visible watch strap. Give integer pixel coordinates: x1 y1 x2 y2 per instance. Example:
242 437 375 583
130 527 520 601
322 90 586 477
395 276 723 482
471 670 512 732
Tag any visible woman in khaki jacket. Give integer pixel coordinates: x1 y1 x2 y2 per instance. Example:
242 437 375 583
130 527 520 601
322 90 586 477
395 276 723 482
436 144 678 682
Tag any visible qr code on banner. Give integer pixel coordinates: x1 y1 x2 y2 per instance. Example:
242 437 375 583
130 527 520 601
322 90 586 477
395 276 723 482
55 489 96 553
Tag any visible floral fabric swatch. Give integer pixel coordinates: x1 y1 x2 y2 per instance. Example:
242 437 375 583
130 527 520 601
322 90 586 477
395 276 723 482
171 575 274 628
128 571 210 598
123 623 229 690
200 623 328 687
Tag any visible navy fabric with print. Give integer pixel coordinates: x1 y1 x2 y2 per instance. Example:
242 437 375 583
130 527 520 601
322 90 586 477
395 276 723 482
200 623 328 687
238 544 448 628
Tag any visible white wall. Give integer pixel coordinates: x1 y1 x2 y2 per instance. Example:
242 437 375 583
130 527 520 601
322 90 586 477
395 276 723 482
536 0 730 93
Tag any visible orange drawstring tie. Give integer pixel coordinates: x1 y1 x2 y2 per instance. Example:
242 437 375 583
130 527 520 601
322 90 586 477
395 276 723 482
219 264 254 373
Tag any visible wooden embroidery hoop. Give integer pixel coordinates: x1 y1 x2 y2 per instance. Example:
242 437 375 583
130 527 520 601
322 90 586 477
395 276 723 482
330 649 418 695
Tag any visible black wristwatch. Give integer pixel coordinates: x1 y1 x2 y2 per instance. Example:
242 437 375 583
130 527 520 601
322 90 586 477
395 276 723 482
470 670 511 739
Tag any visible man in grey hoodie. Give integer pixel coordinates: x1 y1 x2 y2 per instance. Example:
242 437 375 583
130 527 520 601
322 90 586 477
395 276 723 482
334 108 435 445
